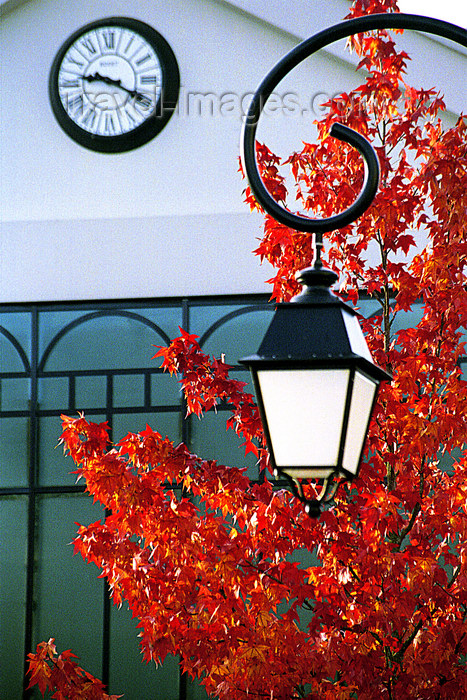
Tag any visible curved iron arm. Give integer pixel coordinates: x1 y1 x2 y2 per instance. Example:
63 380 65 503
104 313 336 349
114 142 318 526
241 13 467 234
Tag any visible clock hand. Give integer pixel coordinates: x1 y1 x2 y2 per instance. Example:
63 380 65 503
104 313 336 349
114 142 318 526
83 72 151 106
83 71 121 88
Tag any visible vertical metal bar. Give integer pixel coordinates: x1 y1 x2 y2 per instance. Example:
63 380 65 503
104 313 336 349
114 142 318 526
179 668 188 700
68 374 76 411
144 370 151 409
101 372 113 691
179 300 190 700
101 547 112 691
182 298 190 334
180 299 190 448
22 307 39 699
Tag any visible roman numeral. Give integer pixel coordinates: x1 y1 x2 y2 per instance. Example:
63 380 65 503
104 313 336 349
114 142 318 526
124 35 135 54
80 36 97 55
104 113 116 134
140 75 158 84
81 107 97 129
135 53 151 66
60 78 81 88
135 94 153 111
101 30 115 50
124 107 138 128
67 93 84 114
65 54 85 69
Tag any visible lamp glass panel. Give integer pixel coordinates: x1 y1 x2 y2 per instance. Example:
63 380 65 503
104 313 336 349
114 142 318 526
257 368 350 470
342 370 377 475
342 310 373 361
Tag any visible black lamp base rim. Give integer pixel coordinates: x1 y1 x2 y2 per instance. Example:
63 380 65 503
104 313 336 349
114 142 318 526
278 471 341 518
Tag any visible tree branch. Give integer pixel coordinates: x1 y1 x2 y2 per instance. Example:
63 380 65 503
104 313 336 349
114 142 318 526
397 619 423 659
448 566 460 589
338 559 361 583
392 502 421 549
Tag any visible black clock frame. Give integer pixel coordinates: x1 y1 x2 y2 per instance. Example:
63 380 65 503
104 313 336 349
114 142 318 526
49 17 180 153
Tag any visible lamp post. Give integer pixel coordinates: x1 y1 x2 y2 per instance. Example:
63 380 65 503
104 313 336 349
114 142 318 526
240 14 467 516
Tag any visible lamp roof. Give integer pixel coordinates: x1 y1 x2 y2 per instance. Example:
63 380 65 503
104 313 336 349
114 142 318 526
241 264 392 382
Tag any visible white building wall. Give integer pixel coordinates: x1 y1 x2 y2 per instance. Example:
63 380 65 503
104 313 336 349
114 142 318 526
0 0 464 301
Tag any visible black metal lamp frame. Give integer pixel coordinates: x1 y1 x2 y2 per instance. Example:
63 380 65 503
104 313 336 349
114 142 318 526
240 13 466 515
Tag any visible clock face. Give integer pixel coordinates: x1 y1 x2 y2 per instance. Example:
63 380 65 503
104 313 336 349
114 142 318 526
49 17 180 152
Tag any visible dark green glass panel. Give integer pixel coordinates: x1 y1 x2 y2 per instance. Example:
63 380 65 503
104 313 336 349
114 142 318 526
109 604 181 699
188 304 246 340
38 376 69 410
38 309 85 361
192 306 273 363
186 677 210 699
75 374 107 410
190 410 259 480
0 376 30 411
151 371 182 406
136 305 183 346
186 678 210 699
38 414 106 486
113 412 181 444
113 374 145 408
354 298 384 318
438 447 462 475
0 496 28 700
0 416 29 487
33 494 105 681
391 304 424 335
0 311 31 371
41 313 169 372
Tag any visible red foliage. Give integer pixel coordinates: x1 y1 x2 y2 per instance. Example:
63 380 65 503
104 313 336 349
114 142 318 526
26 639 121 699
28 1 467 698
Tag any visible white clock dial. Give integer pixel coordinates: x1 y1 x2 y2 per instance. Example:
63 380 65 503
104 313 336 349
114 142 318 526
49 18 180 152
57 26 163 136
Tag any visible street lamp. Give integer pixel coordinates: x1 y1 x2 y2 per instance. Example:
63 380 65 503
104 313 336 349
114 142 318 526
240 14 466 516
241 263 391 517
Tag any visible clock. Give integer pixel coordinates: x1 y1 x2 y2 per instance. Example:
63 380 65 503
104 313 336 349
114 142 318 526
49 17 180 152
